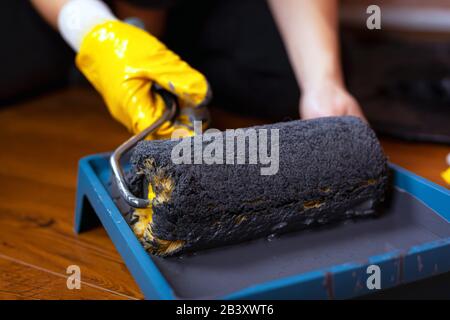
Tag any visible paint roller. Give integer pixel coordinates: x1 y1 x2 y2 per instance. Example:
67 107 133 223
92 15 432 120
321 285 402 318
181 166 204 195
110 91 388 257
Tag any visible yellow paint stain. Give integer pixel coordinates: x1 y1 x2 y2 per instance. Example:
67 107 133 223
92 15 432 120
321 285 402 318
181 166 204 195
132 184 156 238
235 215 247 225
155 239 186 255
142 159 174 205
303 200 324 209
131 172 183 256
142 224 185 255
132 208 153 238
320 187 331 193
153 175 174 205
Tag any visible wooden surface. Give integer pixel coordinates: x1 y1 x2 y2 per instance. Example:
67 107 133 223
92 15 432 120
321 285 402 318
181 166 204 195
0 87 448 300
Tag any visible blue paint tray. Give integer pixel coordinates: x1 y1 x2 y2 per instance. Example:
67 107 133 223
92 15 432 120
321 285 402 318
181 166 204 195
75 153 450 299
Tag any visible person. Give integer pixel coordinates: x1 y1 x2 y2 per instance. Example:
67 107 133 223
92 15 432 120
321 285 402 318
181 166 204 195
2 0 364 137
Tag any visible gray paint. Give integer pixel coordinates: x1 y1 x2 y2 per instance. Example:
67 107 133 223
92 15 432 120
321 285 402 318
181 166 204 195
114 185 449 298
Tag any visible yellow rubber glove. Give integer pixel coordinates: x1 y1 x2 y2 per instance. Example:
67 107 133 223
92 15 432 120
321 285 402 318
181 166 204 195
76 20 210 138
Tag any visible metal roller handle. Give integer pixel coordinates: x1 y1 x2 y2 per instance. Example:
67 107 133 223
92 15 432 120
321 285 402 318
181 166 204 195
110 88 177 208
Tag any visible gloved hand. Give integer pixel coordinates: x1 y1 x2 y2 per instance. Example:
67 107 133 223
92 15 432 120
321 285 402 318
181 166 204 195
59 1 210 138
58 0 209 138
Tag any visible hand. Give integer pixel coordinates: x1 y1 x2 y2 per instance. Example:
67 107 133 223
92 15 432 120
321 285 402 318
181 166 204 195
76 20 210 138
300 80 365 120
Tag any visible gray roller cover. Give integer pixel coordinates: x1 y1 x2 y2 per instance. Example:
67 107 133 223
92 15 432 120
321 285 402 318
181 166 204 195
128 116 388 256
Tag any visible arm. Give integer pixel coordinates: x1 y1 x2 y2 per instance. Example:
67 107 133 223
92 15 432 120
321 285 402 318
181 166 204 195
31 0 167 37
268 0 364 119
29 0 209 137
30 0 69 28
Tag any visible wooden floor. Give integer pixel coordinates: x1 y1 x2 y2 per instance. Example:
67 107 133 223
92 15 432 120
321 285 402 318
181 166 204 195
0 87 448 300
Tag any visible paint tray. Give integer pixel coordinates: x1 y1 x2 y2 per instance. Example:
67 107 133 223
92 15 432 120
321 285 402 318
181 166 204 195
74 153 450 299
